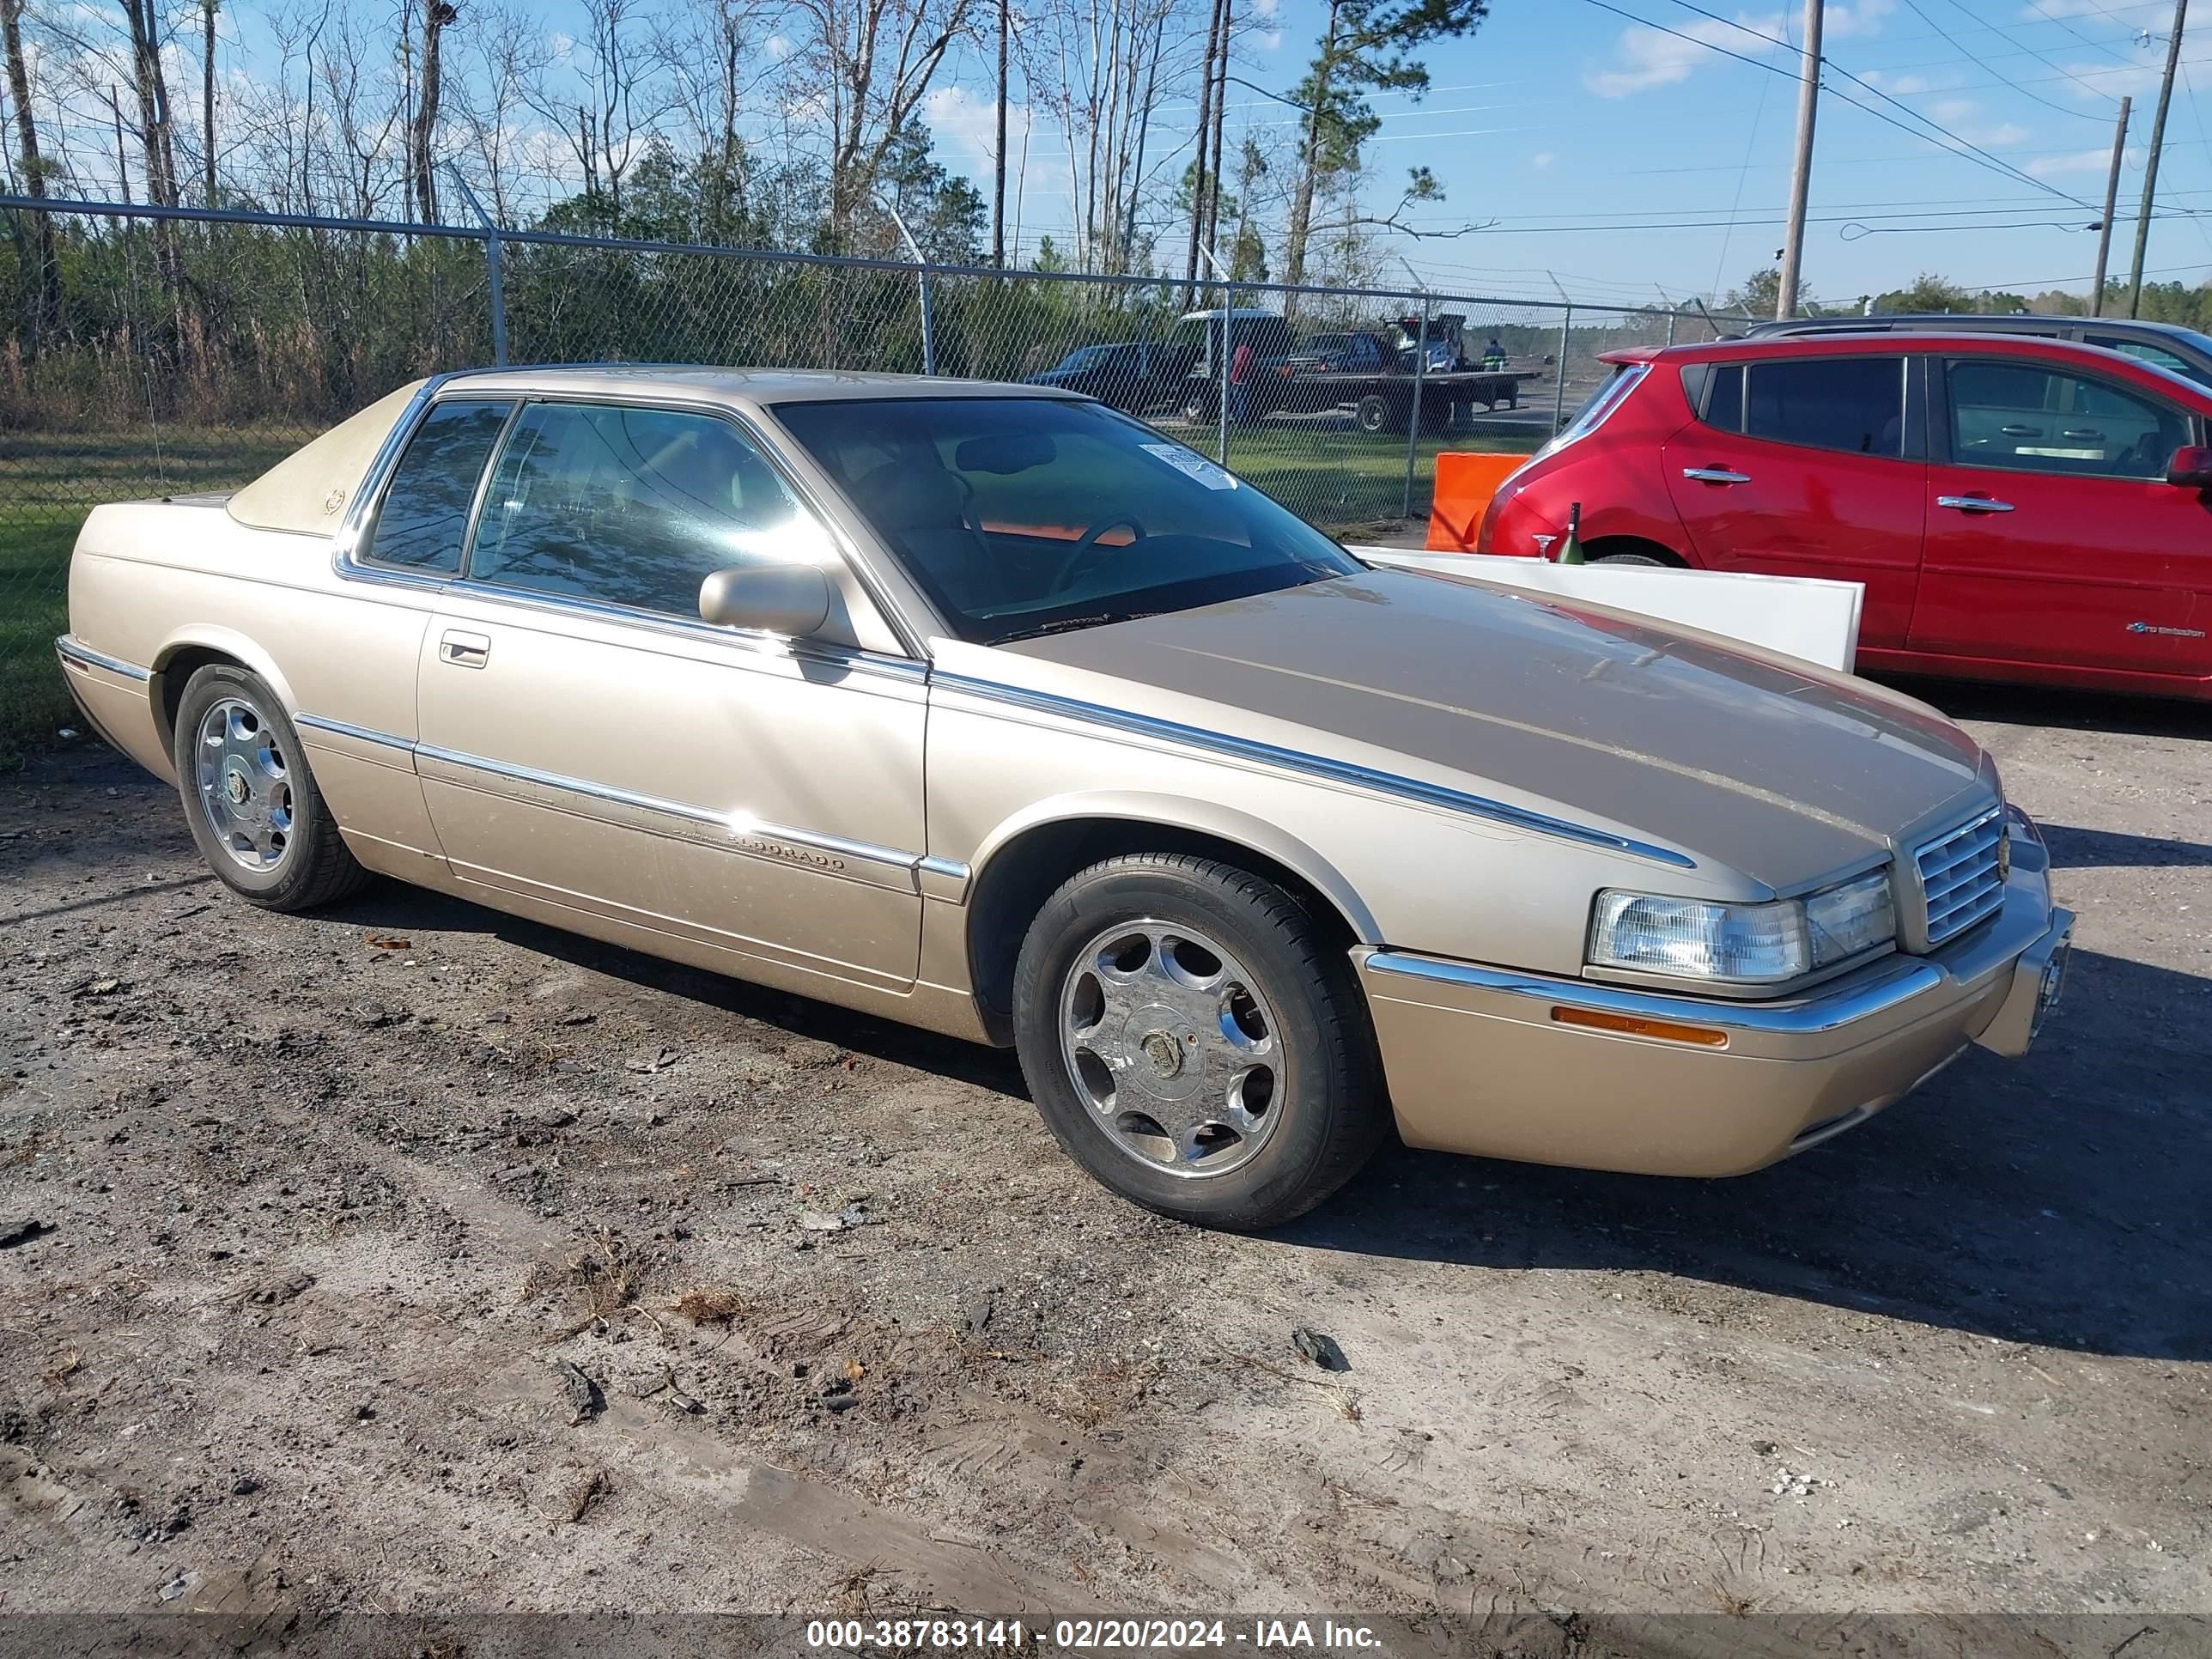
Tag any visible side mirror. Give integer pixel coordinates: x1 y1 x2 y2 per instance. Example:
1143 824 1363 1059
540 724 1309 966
2165 444 2212 488
698 563 831 636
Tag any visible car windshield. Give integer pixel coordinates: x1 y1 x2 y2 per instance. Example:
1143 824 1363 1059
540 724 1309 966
1055 346 1108 370
774 397 1364 645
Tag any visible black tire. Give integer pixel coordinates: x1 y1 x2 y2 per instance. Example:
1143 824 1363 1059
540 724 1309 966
1590 549 1671 568
171 663 370 912
1012 854 1384 1231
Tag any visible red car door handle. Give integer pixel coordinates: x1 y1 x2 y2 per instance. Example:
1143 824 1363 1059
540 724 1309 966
1681 466 1752 484
1936 495 2015 514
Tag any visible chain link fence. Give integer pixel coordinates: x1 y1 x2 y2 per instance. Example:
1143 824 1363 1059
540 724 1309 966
1 196 1713 753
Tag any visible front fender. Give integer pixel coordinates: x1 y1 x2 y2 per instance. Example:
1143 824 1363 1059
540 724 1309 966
964 787 1383 943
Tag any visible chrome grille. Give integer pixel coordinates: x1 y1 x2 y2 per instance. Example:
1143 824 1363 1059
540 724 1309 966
1915 805 2006 946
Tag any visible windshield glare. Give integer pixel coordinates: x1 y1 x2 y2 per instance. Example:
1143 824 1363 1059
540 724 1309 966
773 398 1364 645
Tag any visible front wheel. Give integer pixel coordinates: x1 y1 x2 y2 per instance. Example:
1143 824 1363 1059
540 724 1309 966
1012 854 1384 1230
171 663 369 911
1590 550 1671 568
1354 393 1398 434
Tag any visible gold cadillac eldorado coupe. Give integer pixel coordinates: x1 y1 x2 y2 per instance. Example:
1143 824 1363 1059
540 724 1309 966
57 368 2075 1228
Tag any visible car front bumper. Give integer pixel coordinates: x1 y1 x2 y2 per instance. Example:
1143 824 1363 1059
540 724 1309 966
1356 854 2071 1178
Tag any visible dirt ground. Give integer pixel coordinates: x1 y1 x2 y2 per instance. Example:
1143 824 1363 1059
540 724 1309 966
0 678 2207 1644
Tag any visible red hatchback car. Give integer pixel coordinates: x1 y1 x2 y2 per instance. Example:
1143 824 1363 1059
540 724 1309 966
1475 332 2212 698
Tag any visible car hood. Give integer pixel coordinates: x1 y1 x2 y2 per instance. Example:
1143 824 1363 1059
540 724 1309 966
994 568 1992 891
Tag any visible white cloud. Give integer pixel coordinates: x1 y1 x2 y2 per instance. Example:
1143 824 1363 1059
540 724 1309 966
765 33 793 60
1586 15 1778 98
922 83 1033 168
2027 143 2142 176
1931 96 1980 123
1533 151 1555 169
1585 0 1893 99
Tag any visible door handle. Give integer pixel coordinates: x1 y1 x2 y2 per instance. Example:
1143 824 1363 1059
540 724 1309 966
439 629 491 667
1681 466 1752 484
2060 428 2106 441
1936 495 2015 514
1999 424 2041 437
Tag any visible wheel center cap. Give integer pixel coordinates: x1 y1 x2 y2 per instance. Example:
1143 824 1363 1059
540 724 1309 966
224 767 251 806
1140 1030 1185 1079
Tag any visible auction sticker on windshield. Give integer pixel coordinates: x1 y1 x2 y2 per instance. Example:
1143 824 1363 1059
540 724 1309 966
1141 443 1239 489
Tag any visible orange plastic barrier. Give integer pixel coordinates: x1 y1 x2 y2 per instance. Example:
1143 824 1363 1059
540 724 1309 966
1425 451 1529 553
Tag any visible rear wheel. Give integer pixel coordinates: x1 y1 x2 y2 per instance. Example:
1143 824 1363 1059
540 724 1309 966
1012 854 1384 1230
1590 549 1672 568
171 664 368 911
1354 393 1398 434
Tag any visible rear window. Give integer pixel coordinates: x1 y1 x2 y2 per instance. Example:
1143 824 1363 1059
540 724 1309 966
360 399 511 572
1704 356 1905 458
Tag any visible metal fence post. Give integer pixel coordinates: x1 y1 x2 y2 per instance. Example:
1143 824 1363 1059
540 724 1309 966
1666 312 1678 348
1553 306 1573 431
884 203 934 374
1218 277 1234 467
1401 290 1430 523
447 167 507 367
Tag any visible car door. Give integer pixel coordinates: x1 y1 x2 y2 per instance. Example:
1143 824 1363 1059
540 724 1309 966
415 397 930 993
1913 355 2211 678
1661 352 1928 647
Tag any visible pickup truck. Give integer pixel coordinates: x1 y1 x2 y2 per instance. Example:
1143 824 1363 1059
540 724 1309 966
1266 330 1539 432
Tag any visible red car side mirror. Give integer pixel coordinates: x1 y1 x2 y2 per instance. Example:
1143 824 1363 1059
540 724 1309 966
2165 444 2212 488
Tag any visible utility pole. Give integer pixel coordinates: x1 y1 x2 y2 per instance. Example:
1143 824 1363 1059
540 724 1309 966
2129 0 2187 318
2092 94 2131 317
1775 0 1824 321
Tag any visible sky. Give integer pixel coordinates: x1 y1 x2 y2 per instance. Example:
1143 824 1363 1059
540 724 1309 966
914 0 2212 308
33 0 2211 312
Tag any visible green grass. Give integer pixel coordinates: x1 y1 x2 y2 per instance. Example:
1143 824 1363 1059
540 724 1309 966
1217 423 1534 542
0 427 301 760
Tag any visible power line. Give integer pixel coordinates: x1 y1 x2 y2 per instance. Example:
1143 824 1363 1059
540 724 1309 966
1903 0 2119 114
1646 0 2102 207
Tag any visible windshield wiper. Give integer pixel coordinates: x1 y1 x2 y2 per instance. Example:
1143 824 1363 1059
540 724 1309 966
989 611 1157 644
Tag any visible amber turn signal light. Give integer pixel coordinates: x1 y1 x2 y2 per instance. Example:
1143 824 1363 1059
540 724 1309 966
1549 1006 1730 1047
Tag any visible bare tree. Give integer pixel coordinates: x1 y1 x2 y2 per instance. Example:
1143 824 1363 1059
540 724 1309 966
410 1 458 222
653 0 775 234
1179 0 1221 289
450 0 542 224
1029 0 1182 275
200 0 217 204
1 0 63 343
787 0 975 247
317 8 405 216
526 0 662 219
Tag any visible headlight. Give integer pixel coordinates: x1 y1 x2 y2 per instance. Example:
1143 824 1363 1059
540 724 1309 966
1589 868 1896 986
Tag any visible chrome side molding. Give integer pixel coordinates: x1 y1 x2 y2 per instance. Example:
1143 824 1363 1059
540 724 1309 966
298 713 952 896
55 635 153 683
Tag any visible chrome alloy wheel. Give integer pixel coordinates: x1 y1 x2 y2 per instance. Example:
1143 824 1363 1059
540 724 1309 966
1057 919 1284 1178
193 696 295 872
